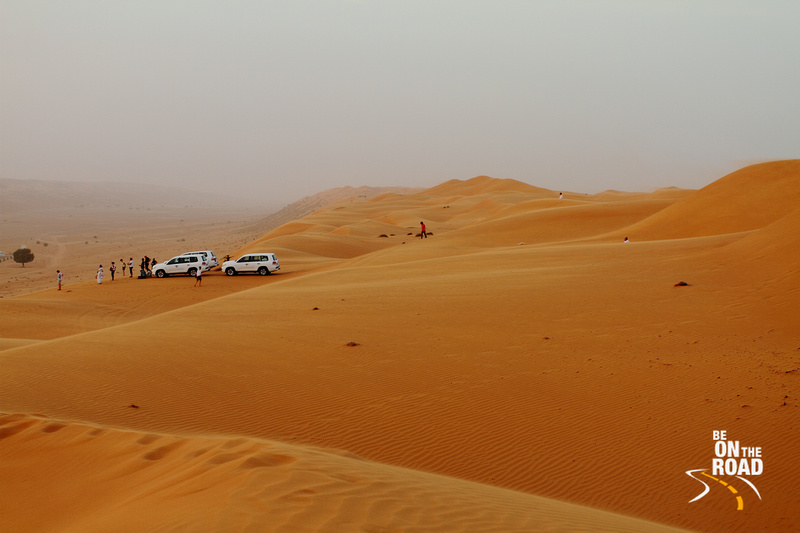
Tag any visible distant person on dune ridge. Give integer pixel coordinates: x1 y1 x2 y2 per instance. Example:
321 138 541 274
194 267 202 287
110 261 116 281
420 221 427 239
120 258 125 277
129 257 134 277
624 236 630 243
57 269 62 290
559 192 563 199
96 265 104 285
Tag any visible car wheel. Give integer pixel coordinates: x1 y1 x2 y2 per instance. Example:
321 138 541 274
225 267 236 276
258 267 269 276
155 270 166 278
187 267 197 277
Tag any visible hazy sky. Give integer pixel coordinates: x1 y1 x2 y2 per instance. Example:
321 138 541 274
2 1 798 205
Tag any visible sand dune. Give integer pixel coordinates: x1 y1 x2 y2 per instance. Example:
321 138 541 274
424 175 552 196
620 160 800 240
1 161 798 532
0 414 688 532
722 206 800 266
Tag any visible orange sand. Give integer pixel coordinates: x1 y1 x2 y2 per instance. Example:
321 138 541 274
1 161 799 531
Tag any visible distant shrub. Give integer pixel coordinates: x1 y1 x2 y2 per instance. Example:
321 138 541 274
13 247 34 267
378 234 389 238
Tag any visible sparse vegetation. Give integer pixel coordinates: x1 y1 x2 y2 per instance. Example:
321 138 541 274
378 234 389 238
13 247 34 267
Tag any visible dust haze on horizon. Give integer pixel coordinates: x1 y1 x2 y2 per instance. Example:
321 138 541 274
2 1 798 206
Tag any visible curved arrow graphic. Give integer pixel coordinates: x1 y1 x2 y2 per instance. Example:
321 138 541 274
686 469 711 503
736 475 762 500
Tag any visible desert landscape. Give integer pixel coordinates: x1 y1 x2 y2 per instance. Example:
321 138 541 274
1 160 798 532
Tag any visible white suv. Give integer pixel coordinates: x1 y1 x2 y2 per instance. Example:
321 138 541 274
222 253 280 276
153 254 207 278
181 250 218 270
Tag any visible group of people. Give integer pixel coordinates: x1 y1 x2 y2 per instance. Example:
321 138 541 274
58 254 208 290
137 256 157 278
89 256 155 286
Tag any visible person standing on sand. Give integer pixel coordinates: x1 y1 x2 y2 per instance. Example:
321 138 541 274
120 258 126 277
559 192 563 199
129 257 134 277
57 270 63 290
96 265 104 284
194 267 202 287
110 261 116 281
420 221 427 239
624 236 630 243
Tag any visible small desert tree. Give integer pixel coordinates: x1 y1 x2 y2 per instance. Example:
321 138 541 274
13 247 35 267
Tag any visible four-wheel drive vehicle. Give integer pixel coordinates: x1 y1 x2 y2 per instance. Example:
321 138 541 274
181 250 218 269
153 254 207 278
222 253 280 276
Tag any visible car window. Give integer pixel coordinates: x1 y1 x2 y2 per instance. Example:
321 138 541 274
168 258 178 265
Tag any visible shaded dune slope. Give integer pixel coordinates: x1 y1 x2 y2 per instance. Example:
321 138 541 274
0 414 688 533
